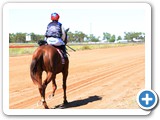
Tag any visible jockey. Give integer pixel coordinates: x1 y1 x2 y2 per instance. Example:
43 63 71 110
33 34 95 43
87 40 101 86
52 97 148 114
45 12 67 58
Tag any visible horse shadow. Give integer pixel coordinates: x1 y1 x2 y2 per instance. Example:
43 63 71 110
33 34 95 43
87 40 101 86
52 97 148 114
52 95 102 109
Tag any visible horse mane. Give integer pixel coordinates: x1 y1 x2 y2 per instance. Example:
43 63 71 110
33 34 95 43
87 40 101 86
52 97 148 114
64 28 69 45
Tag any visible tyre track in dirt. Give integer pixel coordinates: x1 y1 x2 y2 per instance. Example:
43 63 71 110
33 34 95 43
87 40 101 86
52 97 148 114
11 57 144 109
46 56 144 109
9 45 145 109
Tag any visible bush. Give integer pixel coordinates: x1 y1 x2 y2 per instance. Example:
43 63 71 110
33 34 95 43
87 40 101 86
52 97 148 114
81 45 91 50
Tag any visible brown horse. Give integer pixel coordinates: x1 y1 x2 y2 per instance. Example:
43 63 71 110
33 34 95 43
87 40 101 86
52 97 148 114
30 29 69 109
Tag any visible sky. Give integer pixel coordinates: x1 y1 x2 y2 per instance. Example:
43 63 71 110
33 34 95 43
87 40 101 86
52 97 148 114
8 3 150 39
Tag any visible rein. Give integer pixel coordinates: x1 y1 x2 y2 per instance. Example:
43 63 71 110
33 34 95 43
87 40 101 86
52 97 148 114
66 45 76 52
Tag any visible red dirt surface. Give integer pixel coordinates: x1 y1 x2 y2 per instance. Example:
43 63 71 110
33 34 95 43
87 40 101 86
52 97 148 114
9 45 34 48
9 45 145 109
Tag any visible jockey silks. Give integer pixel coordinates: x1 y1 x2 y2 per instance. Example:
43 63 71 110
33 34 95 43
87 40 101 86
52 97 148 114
45 21 62 38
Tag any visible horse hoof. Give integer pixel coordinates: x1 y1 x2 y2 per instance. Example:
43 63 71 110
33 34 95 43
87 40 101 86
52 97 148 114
63 100 69 105
45 106 49 109
37 100 43 106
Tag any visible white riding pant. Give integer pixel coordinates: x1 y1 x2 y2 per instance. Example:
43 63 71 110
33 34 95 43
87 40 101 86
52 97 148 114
46 37 65 46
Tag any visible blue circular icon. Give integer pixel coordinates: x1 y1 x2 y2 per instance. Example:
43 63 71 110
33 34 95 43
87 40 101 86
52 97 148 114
137 89 158 110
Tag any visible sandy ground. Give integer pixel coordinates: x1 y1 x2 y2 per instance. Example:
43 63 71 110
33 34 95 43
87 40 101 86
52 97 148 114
9 44 145 109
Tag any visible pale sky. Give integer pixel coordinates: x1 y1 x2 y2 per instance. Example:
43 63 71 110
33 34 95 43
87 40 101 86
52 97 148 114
8 3 150 39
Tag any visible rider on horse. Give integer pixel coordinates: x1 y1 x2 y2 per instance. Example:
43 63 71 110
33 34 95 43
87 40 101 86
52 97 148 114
44 12 67 58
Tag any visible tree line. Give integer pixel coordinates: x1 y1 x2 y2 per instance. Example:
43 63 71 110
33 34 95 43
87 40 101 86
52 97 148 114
9 31 145 43
9 33 44 43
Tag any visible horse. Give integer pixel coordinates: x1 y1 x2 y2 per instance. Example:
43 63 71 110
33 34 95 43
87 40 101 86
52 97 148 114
30 28 69 109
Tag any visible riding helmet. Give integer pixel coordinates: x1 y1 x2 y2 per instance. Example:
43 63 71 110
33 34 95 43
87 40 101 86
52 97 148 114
51 13 60 21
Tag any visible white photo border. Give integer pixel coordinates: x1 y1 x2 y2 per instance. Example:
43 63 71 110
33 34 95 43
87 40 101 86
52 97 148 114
3 2 151 115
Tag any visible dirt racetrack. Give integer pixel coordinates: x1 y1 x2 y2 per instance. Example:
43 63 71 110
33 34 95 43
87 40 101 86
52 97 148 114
9 44 144 109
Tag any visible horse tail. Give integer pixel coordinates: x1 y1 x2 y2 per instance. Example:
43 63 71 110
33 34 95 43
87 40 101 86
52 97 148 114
30 59 39 85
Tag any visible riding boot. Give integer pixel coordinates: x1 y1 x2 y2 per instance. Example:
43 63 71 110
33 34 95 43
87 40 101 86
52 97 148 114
61 45 67 58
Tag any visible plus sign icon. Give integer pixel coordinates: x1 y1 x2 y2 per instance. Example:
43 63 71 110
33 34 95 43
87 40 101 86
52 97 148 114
137 89 158 110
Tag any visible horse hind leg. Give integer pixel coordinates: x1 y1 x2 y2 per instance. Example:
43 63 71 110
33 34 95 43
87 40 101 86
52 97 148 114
38 72 53 109
38 85 48 109
48 75 57 100
51 75 57 97
62 71 68 105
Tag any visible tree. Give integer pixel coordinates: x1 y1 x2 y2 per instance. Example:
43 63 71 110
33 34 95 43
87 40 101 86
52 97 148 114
9 32 45 43
31 33 44 42
9 33 16 43
103 32 111 41
15 33 26 43
117 36 122 40
9 31 145 43
109 35 116 42
138 33 145 41
74 31 87 42
124 32 145 41
88 34 99 42
68 32 75 42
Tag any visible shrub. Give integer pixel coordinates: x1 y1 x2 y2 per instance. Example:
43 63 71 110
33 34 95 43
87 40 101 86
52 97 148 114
81 45 91 50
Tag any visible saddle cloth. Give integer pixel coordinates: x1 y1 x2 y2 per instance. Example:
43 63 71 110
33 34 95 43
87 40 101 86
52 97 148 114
56 49 65 64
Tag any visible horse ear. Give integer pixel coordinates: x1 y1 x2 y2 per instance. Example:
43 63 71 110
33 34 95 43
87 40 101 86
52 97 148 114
65 28 69 33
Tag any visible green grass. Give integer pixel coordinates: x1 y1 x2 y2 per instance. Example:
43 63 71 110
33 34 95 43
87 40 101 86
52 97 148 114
9 47 37 57
9 43 143 57
68 43 140 51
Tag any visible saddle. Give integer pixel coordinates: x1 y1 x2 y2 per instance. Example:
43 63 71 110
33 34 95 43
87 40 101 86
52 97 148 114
38 40 48 46
53 45 67 64
38 40 67 64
